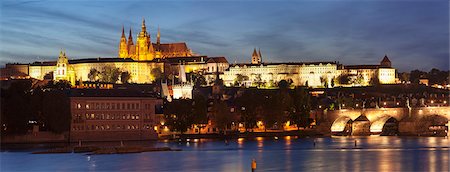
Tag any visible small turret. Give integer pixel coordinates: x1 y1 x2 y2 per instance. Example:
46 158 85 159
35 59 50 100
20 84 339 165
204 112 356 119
251 48 260 64
380 54 392 67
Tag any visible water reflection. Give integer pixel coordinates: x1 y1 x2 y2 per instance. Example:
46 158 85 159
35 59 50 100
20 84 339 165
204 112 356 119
1 137 449 171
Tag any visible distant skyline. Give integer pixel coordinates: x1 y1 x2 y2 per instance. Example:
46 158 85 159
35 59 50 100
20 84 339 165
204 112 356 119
1 0 448 72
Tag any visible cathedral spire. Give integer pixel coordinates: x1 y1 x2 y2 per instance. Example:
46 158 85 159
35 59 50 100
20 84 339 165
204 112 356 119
252 48 258 57
128 27 134 45
157 26 161 45
141 18 146 30
258 48 262 63
121 25 125 38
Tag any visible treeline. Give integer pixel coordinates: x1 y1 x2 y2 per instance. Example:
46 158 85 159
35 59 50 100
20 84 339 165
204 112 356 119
399 68 449 85
163 86 313 133
87 66 163 84
1 80 71 135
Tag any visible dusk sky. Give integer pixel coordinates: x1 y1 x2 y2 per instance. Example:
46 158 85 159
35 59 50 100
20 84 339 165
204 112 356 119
1 0 448 72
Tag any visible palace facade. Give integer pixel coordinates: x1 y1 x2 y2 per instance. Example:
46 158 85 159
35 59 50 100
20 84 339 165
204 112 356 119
222 51 396 88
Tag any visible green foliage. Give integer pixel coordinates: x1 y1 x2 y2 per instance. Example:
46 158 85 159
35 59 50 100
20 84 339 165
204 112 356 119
151 68 163 81
88 68 99 81
100 66 121 83
120 71 131 83
234 74 248 86
190 72 207 87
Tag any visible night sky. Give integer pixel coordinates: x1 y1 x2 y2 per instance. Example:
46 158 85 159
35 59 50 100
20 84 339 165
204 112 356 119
1 0 448 72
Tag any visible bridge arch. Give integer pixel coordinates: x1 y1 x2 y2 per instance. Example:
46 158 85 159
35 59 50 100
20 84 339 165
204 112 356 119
370 116 398 135
331 116 353 135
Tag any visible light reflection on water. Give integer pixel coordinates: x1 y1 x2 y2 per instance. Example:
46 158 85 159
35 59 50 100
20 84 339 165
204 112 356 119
1 136 449 171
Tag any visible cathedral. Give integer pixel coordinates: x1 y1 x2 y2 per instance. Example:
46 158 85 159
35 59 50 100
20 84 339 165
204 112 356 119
118 18 193 60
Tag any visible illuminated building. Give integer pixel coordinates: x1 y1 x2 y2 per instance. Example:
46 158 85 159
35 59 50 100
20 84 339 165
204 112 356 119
339 55 396 86
69 89 163 142
118 18 193 60
28 52 164 86
0 63 29 79
222 50 396 88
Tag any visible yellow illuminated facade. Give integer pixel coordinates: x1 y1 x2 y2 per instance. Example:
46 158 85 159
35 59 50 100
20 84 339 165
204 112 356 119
119 18 193 61
54 51 76 85
222 50 397 88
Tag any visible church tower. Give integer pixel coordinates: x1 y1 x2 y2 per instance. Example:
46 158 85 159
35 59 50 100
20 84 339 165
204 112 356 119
135 18 154 61
251 48 261 64
118 26 128 58
127 28 136 58
54 50 75 86
258 48 262 64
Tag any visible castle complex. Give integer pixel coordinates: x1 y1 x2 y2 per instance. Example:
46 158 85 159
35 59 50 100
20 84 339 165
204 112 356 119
0 18 397 88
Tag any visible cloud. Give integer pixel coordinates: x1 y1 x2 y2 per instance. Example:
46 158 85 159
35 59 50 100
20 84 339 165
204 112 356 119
0 1 448 72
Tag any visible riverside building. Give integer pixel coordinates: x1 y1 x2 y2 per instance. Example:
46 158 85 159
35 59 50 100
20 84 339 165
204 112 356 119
69 89 163 142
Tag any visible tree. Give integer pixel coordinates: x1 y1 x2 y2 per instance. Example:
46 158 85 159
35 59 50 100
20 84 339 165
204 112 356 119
330 78 335 87
41 90 71 133
234 74 247 86
192 92 208 124
410 69 427 84
261 93 284 130
120 71 131 83
428 68 449 85
398 72 410 83
337 74 350 85
45 80 71 90
100 66 121 83
212 99 233 132
1 81 33 134
43 72 54 80
191 73 207 87
163 99 195 134
235 91 261 131
369 75 380 86
151 68 163 82
290 87 311 129
88 68 99 81
278 79 290 89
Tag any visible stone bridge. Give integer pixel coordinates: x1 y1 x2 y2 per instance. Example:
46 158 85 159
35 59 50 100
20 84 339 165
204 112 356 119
316 107 450 136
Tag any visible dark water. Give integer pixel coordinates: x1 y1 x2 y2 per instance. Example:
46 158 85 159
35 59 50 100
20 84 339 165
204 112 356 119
1 136 449 171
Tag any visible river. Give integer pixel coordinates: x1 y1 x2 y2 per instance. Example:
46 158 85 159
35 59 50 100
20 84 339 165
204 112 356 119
1 136 449 171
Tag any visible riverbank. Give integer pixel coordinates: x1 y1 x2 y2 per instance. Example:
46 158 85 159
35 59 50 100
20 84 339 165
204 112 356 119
31 146 181 155
160 129 326 140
